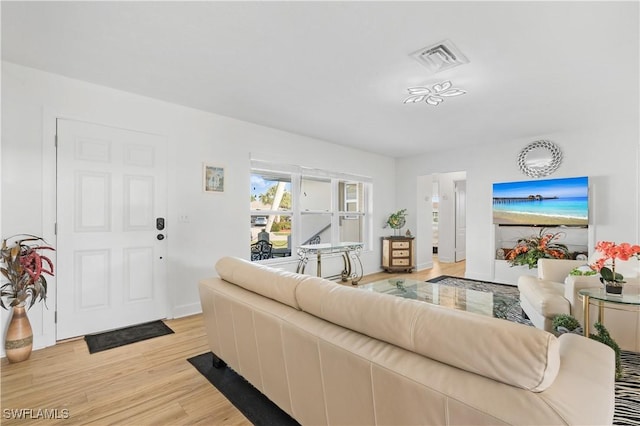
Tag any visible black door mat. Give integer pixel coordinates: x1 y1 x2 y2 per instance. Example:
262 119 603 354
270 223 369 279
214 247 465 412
84 320 174 354
187 352 299 426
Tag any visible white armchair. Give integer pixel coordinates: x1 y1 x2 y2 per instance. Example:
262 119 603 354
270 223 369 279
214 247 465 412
518 258 640 352
517 259 584 332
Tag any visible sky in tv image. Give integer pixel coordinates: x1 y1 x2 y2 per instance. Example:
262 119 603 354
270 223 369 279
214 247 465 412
492 176 588 225
492 176 588 199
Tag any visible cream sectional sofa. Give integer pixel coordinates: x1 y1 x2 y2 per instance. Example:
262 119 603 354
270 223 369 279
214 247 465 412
198 256 615 425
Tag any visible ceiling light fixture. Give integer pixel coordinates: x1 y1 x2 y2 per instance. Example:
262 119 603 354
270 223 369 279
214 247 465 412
403 81 466 106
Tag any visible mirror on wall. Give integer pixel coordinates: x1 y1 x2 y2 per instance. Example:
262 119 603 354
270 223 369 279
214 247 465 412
517 140 562 178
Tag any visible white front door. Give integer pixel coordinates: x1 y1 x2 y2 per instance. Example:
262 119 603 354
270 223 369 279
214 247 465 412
56 119 168 340
454 180 467 262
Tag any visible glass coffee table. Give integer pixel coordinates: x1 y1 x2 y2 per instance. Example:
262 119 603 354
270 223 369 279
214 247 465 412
578 287 640 337
358 277 519 319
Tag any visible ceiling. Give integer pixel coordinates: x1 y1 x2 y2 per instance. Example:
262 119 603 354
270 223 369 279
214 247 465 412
2 1 638 158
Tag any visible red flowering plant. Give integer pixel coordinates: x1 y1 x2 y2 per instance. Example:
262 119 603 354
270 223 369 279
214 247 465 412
590 241 640 288
506 228 570 269
0 235 55 310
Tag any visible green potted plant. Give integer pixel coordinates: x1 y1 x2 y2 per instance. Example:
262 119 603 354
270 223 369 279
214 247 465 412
1 235 55 363
591 322 623 380
384 209 408 237
552 314 583 335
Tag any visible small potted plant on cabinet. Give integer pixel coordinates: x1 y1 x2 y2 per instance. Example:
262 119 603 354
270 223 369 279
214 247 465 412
385 209 408 237
1 235 55 363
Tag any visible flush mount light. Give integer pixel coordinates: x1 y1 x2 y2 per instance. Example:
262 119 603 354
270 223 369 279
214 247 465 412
403 81 466 106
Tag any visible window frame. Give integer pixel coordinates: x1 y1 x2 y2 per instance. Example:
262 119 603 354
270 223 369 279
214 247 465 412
250 160 372 263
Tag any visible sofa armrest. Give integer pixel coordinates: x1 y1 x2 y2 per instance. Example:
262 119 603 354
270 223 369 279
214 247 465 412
537 259 585 282
540 333 615 425
564 274 602 325
564 274 601 306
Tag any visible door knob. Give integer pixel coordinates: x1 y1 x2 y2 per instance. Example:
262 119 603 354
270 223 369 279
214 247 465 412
157 234 165 241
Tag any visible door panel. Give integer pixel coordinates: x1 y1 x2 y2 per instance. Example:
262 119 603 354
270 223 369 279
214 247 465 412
124 175 154 229
76 171 111 231
57 119 167 339
455 180 467 262
124 247 154 302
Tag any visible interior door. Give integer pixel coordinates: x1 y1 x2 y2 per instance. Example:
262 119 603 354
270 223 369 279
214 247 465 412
454 180 467 262
56 119 168 339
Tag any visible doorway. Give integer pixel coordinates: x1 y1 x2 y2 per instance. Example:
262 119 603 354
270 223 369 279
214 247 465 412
56 119 169 340
417 172 467 269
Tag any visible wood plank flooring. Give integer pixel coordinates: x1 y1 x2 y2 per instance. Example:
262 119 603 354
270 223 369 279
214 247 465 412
1 258 465 425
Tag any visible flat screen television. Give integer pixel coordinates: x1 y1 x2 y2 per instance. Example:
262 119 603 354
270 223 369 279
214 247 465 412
492 176 589 226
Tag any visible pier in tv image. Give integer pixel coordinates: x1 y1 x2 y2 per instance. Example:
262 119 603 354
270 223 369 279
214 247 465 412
492 176 589 226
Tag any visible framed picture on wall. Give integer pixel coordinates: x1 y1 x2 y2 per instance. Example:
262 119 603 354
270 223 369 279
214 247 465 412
203 163 225 193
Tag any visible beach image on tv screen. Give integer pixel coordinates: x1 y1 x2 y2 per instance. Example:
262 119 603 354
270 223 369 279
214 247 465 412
492 176 588 225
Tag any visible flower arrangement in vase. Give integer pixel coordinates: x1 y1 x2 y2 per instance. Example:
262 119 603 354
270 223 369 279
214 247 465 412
1 235 55 362
590 241 640 294
505 228 570 269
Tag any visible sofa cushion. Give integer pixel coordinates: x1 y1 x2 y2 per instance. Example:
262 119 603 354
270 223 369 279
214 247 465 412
518 275 570 318
296 278 560 392
215 256 307 309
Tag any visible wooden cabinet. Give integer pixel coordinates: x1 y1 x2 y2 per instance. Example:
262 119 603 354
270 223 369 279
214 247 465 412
381 237 415 272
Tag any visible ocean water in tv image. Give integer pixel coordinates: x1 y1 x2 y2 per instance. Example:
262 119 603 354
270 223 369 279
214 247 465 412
493 197 588 220
492 176 589 225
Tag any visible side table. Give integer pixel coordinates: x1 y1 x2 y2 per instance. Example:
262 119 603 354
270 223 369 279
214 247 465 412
381 236 415 272
578 287 640 337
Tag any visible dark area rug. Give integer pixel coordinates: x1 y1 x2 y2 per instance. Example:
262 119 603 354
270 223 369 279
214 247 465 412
429 275 640 426
84 320 174 354
187 352 299 426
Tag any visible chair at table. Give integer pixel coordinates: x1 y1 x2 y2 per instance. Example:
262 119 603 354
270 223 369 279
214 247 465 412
251 240 273 261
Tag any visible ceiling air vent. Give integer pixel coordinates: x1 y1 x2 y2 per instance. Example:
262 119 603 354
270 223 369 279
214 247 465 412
410 39 469 74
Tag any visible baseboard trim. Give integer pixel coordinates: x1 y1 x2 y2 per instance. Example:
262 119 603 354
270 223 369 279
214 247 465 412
172 303 202 319
416 261 434 271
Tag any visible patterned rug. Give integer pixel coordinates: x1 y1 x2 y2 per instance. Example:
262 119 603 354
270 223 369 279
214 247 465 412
428 275 640 426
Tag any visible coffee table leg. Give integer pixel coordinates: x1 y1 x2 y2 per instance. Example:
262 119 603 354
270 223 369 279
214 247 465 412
582 294 590 337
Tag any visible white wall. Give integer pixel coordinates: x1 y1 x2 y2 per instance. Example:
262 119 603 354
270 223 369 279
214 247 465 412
1 62 397 351
397 128 640 282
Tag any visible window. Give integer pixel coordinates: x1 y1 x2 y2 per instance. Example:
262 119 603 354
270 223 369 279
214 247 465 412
250 161 371 261
338 182 364 243
250 171 292 258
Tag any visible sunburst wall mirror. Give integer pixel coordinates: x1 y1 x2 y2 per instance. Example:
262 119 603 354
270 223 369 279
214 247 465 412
517 140 562 178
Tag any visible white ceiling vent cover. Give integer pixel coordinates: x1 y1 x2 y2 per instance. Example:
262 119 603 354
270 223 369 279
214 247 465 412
410 40 469 74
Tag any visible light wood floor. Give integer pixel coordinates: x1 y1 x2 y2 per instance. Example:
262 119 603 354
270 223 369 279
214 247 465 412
0 258 465 425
